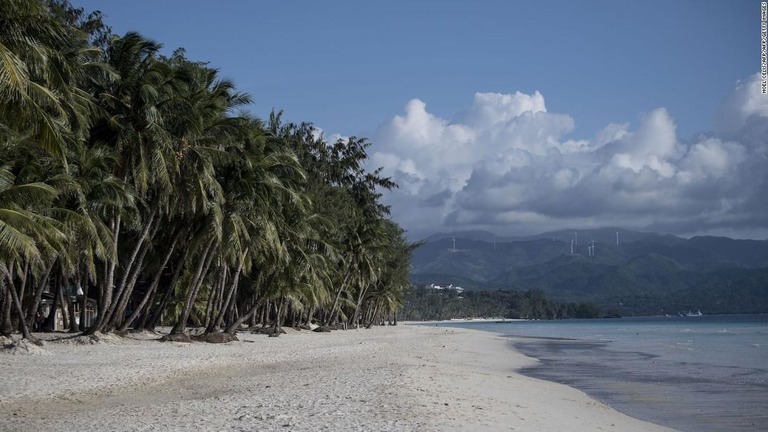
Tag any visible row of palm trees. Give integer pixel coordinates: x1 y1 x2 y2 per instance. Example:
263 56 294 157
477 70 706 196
0 0 417 344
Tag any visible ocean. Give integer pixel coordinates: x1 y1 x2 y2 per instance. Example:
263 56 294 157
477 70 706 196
432 315 768 432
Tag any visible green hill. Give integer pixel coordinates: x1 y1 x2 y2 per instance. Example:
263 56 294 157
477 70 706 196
411 229 768 315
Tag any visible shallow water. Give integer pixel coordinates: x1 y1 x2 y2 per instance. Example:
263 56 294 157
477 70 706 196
433 315 768 432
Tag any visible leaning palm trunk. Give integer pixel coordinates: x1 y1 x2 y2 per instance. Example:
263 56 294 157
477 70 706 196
365 303 380 329
142 240 191 331
106 243 149 330
208 250 246 333
117 230 180 332
324 270 352 326
107 221 158 331
16 262 29 321
204 267 227 330
142 261 182 331
351 283 373 329
24 261 54 331
1 265 41 345
224 295 266 334
99 210 157 331
170 238 216 335
91 214 121 335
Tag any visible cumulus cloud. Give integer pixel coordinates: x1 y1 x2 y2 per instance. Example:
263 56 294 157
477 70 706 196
369 73 768 239
715 75 768 133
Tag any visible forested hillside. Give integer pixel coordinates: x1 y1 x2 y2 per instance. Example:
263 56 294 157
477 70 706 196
411 229 768 316
400 287 602 321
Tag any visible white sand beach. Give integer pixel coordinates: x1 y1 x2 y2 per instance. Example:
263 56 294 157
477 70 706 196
0 325 674 431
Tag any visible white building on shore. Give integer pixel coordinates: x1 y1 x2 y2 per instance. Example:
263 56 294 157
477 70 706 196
427 283 464 294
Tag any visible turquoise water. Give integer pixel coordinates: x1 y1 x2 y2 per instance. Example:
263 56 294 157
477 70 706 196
430 315 768 431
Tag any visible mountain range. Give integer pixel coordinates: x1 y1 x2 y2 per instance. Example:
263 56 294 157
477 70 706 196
410 228 768 316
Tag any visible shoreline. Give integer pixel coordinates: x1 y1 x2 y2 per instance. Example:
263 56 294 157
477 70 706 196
1 326 673 431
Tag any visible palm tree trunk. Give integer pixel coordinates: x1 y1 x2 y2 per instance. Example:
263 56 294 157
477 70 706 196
57 278 69 331
1 282 12 336
249 303 258 327
17 262 29 317
304 305 315 328
102 210 157 330
142 261 181 331
204 266 226 330
25 260 54 330
209 249 246 333
118 230 180 332
272 297 285 334
79 272 88 331
324 270 352 326
91 214 121 335
352 283 372 329
64 287 78 332
1 265 41 345
224 295 266 334
43 274 61 332
170 238 215 335
107 223 157 331
365 303 380 329
143 240 190 331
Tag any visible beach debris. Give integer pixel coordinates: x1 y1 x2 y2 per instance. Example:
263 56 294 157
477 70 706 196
252 326 286 336
312 325 333 333
0 335 16 347
160 333 193 343
123 329 162 340
53 331 123 345
192 332 239 343
1 338 50 355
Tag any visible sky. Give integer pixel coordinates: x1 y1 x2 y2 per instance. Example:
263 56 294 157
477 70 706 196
72 0 767 240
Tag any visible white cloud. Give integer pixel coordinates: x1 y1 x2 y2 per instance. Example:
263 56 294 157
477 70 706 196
715 74 768 133
459 91 546 128
369 75 768 239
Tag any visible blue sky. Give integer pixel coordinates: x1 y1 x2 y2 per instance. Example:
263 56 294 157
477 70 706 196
72 0 768 239
73 0 755 138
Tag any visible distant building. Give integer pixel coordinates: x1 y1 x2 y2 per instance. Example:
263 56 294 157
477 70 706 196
427 283 464 294
38 287 98 331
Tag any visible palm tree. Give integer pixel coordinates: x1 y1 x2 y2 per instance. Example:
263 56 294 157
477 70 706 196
1 1 417 341
85 31 178 334
155 57 258 338
0 0 106 162
0 161 64 342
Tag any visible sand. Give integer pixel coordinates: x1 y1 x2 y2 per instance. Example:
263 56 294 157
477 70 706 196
0 325 675 431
